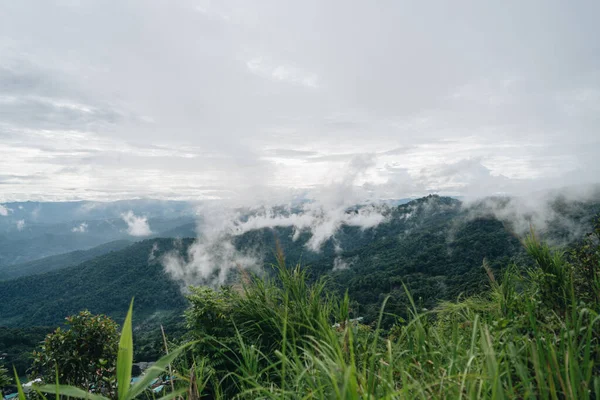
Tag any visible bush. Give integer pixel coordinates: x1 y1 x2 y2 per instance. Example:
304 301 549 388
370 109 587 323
30 311 119 394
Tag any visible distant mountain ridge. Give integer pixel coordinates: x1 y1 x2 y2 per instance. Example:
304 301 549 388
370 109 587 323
0 238 190 327
0 215 196 267
0 240 132 281
1 194 598 329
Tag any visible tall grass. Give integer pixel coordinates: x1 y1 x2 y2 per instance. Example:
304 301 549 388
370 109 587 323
176 233 600 399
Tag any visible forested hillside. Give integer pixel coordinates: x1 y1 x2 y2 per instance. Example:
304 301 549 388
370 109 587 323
2 196 598 328
0 239 189 327
0 240 131 281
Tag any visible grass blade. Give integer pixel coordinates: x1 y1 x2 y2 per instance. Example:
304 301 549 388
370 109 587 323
37 385 109 400
128 342 195 399
117 299 134 400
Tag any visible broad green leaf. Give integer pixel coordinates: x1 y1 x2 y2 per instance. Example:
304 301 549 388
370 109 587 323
127 341 195 400
117 299 134 400
37 384 109 400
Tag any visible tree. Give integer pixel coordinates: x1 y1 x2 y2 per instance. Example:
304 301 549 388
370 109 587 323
0 363 11 396
31 311 119 394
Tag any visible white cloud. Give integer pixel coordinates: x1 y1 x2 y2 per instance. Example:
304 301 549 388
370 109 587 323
16 219 25 231
0 204 9 216
71 222 88 233
121 211 152 236
333 255 358 271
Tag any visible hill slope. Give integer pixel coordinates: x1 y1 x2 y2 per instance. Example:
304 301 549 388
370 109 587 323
0 240 132 281
1 195 598 329
0 239 189 327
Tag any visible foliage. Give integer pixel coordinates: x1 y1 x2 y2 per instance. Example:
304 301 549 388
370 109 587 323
0 326 52 376
0 240 131 281
0 363 11 391
35 300 190 400
30 311 119 395
174 231 600 398
184 285 242 374
5 222 599 398
570 215 600 305
0 239 188 327
2 196 600 398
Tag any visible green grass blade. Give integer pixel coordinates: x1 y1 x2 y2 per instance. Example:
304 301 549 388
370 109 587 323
55 365 60 400
128 342 194 399
12 367 26 400
37 385 109 400
117 299 134 400
156 388 187 400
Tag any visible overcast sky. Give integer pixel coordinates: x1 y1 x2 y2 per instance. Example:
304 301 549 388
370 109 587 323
1 0 599 202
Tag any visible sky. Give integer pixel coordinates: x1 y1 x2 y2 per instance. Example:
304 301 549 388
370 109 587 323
1 0 599 203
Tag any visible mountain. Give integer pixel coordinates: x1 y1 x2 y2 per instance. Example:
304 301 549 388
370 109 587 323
0 199 197 228
0 215 196 267
1 195 598 329
0 199 198 266
0 239 189 327
0 240 132 281
157 222 197 238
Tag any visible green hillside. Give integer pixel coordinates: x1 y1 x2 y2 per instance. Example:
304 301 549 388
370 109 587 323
0 240 132 281
2 195 597 329
0 239 189 327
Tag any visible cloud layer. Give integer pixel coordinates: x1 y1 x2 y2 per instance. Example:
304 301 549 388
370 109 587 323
0 1 599 202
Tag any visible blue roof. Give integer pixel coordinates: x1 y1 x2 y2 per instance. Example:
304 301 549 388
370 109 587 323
152 385 164 394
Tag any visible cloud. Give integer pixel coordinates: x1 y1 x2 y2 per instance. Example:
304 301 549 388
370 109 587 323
333 255 358 271
461 185 600 244
0 204 9 216
246 57 319 88
121 211 152 236
161 156 389 288
16 219 25 231
0 1 599 202
161 205 261 288
71 222 88 233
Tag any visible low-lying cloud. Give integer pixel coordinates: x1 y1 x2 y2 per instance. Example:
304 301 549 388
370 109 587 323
71 222 88 233
121 211 152 236
461 185 600 244
161 156 389 288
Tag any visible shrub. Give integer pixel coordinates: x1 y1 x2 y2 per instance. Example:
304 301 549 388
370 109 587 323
30 311 119 395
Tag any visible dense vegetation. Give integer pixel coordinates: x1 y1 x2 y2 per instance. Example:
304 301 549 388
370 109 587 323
31 311 119 394
0 240 131 281
2 195 600 398
0 327 53 377
0 240 189 327
173 230 600 398
9 220 599 399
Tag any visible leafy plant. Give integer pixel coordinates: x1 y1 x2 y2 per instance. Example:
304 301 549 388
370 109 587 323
31 311 119 395
0 363 11 396
35 300 191 400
